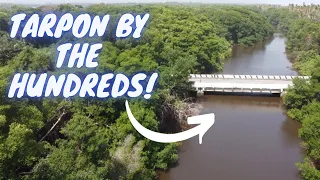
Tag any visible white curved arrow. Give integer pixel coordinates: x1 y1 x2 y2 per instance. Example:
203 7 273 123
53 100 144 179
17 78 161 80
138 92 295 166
125 100 215 144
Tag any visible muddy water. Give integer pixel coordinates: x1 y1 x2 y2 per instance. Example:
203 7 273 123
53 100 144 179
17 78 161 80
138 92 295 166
159 34 303 180
223 34 298 76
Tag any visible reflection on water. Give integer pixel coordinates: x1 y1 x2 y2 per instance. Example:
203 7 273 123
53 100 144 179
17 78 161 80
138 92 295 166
159 34 303 180
160 96 303 180
222 34 298 76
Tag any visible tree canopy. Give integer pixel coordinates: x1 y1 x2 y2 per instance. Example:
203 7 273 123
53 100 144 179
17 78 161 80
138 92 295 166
264 4 320 179
0 3 276 180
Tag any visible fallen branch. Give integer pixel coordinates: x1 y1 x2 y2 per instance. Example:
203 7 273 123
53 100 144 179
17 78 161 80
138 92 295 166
40 110 67 142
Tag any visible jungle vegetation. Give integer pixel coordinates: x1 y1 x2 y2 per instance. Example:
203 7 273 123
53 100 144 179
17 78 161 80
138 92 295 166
0 4 275 180
259 4 320 180
2 3 320 180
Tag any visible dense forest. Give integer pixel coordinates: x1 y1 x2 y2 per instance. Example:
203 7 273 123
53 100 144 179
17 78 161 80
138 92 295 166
0 3 319 180
258 5 320 180
0 4 275 179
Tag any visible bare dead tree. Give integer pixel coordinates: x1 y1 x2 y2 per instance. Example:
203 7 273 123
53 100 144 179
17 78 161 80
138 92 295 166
39 110 67 142
158 93 202 133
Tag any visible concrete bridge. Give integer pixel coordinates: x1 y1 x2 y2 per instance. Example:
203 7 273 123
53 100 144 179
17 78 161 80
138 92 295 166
189 74 310 96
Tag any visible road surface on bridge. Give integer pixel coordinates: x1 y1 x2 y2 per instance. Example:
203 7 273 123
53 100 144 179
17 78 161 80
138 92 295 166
189 74 310 94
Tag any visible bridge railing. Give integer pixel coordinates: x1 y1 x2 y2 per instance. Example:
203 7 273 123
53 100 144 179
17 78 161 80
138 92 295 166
189 74 311 80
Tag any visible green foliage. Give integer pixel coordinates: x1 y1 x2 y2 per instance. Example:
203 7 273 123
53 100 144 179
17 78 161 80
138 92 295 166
297 158 320 180
299 112 320 161
207 6 274 45
261 7 298 33
11 46 55 72
0 4 275 180
0 123 46 179
293 51 320 75
0 31 25 66
287 101 320 122
284 60 320 179
266 4 320 178
154 143 179 169
283 78 315 110
286 19 320 53
280 11 320 177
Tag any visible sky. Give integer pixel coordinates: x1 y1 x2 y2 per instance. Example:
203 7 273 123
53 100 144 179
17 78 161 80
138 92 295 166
0 0 320 5
0 0 319 5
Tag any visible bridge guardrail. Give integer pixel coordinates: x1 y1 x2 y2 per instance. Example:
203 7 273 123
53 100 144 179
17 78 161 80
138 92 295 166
189 74 311 80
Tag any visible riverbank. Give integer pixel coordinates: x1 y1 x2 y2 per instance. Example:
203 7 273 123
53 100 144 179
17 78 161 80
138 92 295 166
262 6 320 178
279 13 320 179
159 34 303 180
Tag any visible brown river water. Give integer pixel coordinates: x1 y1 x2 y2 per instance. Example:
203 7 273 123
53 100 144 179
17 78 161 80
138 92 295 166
159 34 304 180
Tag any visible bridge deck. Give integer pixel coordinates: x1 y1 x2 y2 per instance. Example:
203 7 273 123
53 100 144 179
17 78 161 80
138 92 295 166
190 74 310 80
189 74 310 94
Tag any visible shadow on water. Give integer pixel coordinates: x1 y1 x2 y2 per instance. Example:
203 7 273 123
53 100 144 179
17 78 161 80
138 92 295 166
231 35 275 57
222 33 298 76
203 91 281 97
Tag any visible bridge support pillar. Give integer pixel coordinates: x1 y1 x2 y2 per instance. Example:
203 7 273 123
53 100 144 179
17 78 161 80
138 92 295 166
280 89 286 97
197 90 204 96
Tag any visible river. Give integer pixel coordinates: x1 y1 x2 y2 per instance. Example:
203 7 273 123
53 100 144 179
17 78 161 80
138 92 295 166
159 34 304 180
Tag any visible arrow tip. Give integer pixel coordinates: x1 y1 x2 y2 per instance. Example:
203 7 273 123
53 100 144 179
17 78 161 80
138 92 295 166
187 113 215 144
